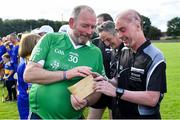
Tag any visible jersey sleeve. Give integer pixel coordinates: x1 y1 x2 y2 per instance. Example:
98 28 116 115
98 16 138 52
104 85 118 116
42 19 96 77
147 61 167 93
29 34 51 65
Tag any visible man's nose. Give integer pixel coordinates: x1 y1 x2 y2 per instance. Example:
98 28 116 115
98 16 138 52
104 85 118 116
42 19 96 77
86 27 94 35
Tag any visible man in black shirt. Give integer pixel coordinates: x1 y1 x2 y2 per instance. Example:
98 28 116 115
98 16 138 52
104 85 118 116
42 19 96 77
88 14 123 119
93 9 167 119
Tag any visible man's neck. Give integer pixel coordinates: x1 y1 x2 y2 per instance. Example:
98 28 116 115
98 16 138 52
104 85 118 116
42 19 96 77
132 37 146 53
69 33 79 46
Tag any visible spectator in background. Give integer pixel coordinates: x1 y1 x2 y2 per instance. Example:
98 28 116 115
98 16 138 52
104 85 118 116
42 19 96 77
2 53 17 101
17 33 41 119
24 5 105 119
58 24 70 33
38 25 54 36
0 37 7 80
31 25 54 37
88 13 115 119
92 13 114 79
6 33 19 73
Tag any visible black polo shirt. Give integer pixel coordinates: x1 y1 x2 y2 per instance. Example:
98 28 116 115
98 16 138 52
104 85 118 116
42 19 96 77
115 40 167 119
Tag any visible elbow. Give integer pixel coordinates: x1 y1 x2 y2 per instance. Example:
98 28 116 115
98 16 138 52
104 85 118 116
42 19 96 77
149 99 158 107
148 95 159 107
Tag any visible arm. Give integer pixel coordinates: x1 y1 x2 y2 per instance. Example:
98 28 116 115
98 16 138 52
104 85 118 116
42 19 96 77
24 61 92 84
121 90 160 107
94 80 160 107
109 77 118 87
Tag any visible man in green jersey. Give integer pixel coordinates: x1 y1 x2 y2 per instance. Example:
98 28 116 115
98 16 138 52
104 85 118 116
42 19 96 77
24 5 105 119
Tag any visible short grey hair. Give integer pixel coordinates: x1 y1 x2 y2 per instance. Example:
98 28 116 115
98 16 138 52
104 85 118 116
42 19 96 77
97 21 116 35
71 5 95 21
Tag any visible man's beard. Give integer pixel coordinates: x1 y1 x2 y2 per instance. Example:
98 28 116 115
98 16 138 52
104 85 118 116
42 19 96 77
74 34 92 45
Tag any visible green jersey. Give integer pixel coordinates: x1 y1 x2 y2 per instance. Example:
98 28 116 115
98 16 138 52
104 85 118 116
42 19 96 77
29 32 105 119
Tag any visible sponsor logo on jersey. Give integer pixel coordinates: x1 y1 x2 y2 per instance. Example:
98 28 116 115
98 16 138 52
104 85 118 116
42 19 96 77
55 48 64 55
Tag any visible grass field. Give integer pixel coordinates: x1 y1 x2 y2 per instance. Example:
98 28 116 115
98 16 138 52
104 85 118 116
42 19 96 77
0 42 180 119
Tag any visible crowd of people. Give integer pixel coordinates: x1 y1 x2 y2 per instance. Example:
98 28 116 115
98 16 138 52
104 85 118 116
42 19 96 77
0 5 167 119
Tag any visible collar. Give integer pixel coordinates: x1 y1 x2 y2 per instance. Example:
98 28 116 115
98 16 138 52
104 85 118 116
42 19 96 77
67 31 90 49
136 40 151 53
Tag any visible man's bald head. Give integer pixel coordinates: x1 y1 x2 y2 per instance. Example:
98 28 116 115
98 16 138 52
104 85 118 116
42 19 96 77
116 9 143 29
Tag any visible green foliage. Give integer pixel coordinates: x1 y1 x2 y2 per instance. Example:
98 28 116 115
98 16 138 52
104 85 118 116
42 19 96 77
141 15 151 37
167 17 180 36
148 26 162 40
141 15 162 40
0 18 66 37
0 43 180 119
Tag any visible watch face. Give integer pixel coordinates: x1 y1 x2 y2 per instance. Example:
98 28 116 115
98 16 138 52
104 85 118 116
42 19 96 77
116 88 124 98
117 88 124 94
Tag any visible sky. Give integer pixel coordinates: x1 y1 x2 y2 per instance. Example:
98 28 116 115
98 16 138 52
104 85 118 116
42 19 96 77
0 0 180 32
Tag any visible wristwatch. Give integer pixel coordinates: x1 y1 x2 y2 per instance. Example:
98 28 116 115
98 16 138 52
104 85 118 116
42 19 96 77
116 88 124 99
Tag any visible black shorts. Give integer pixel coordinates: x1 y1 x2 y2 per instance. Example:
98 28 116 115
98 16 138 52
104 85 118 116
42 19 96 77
90 94 112 109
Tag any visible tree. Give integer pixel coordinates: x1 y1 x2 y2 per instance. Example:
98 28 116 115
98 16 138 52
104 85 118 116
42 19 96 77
0 18 65 37
167 17 180 36
141 15 151 38
148 26 161 40
141 15 162 40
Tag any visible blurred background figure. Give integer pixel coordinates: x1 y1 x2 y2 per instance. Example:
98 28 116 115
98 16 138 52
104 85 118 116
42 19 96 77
58 24 70 33
88 13 114 119
31 25 54 37
17 33 41 119
2 53 16 101
6 33 19 73
38 25 54 36
0 37 7 81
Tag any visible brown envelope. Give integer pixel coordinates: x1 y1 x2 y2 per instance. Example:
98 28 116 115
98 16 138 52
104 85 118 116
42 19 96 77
68 75 95 100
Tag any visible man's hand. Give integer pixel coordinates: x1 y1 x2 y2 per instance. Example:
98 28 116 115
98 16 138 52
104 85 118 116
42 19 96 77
70 95 88 110
66 66 92 79
93 80 116 97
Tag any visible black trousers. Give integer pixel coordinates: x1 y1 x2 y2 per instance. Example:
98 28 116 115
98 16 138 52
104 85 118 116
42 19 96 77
5 80 16 100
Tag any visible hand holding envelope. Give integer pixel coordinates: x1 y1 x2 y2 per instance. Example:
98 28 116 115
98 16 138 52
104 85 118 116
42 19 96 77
68 75 95 100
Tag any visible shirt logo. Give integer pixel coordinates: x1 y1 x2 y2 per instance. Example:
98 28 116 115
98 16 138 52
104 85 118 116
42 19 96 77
50 60 60 69
55 48 64 55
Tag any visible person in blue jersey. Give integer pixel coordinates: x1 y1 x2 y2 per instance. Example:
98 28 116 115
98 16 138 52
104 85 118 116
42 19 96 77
17 33 41 119
2 53 16 101
6 33 19 73
0 37 7 80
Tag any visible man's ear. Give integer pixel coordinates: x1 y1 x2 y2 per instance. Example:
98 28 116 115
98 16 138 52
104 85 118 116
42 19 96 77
69 18 74 29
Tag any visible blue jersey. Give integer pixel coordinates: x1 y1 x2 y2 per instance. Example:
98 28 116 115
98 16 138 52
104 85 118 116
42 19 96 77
4 62 14 81
0 44 7 62
17 58 30 98
7 44 19 73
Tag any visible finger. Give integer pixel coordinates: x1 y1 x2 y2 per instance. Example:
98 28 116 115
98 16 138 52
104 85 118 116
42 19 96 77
77 72 89 77
78 69 92 76
91 72 101 77
93 76 104 81
80 66 92 70
73 95 86 109
71 95 82 110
